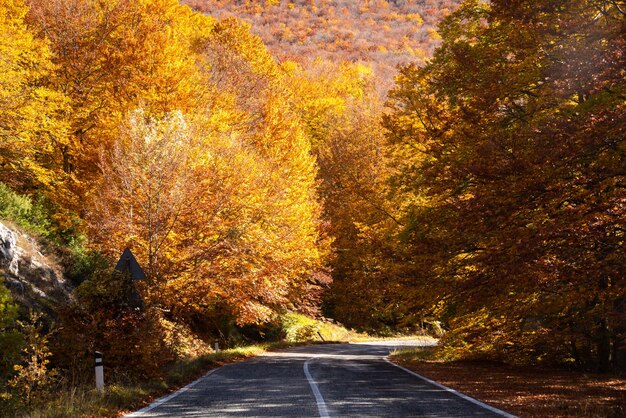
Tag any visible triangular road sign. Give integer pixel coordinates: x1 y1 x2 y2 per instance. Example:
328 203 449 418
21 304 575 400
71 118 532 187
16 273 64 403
114 248 146 281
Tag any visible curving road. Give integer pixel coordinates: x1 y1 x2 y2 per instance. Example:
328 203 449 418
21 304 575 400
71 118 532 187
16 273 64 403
126 342 515 417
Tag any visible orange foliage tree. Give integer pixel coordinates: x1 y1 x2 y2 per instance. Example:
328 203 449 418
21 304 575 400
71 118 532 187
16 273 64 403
86 16 329 326
26 0 206 208
384 0 625 369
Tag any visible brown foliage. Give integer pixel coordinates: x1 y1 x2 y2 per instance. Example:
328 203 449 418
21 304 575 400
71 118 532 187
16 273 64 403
54 270 173 379
383 0 626 369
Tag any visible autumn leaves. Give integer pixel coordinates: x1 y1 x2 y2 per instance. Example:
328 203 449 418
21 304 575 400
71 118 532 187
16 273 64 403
2 0 623 371
1 0 327 326
382 0 625 369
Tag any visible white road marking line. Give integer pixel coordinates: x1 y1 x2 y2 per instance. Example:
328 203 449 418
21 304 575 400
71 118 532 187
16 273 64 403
124 368 220 417
384 357 518 418
304 357 331 418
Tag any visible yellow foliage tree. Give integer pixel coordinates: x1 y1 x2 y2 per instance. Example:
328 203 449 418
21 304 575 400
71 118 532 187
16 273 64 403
0 0 67 192
26 0 209 206
160 19 329 324
282 58 398 327
87 17 329 326
89 109 196 286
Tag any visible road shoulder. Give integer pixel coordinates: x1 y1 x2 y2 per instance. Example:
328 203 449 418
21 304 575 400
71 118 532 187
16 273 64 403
390 355 626 417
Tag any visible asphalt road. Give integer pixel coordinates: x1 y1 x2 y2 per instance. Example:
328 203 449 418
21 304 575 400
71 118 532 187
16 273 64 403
127 342 515 417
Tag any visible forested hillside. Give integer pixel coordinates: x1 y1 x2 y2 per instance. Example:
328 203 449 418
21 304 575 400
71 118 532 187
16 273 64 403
183 0 461 89
0 0 624 414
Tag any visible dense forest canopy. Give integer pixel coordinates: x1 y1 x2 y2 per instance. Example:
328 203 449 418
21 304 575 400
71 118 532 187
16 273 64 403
183 0 462 90
382 0 625 370
0 1 624 410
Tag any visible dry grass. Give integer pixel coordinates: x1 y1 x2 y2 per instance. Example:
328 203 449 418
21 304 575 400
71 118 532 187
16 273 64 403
391 347 626 417
351 334 437 344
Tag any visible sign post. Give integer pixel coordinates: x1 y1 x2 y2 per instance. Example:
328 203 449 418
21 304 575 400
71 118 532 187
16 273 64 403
95 351 104 390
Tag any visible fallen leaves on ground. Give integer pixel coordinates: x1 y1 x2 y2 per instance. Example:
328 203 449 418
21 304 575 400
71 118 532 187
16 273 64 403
396 359 626 417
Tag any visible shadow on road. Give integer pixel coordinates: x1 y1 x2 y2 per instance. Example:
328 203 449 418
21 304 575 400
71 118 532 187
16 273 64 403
134 343 509 417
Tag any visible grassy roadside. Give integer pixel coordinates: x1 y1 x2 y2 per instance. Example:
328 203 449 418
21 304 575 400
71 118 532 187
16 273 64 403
390 347 626 417
350 334 438 344
25 342 303 418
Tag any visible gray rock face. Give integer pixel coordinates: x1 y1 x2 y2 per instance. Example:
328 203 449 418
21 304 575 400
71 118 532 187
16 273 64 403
0 221 72 306
0 222 19 276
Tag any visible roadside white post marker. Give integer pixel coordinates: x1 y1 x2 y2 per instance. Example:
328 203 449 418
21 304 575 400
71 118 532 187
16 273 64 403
95 351 104 390
214 339 219 352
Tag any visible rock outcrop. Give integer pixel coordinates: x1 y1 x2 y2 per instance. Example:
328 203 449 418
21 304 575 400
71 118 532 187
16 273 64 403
0 222 19 276
0 221 72 308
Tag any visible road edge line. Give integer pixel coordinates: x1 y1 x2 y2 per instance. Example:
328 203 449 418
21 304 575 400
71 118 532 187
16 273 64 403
384 357 517 418
123 368 220 417
304 357 331 418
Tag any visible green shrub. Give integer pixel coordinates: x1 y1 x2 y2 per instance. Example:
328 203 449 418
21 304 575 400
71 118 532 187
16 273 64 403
62 238 109 287
279 312 363 342
0 183 32 223
0 182 51 237
281 313 320 342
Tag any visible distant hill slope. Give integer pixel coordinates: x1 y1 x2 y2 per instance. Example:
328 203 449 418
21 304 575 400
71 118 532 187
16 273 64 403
183 0 461 86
